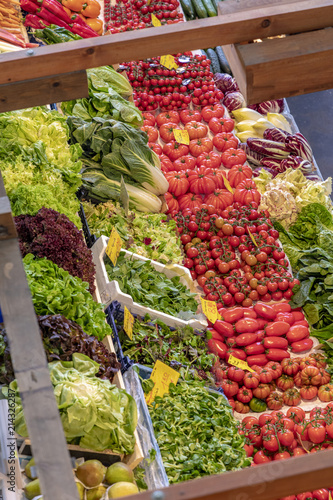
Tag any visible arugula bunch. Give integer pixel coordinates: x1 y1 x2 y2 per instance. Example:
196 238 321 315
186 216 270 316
118 316 215 380
149 381 250 483
105 253 198 318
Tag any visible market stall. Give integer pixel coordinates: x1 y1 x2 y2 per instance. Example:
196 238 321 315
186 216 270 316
1 1 333 499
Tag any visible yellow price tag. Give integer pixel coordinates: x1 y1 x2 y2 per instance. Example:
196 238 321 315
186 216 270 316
151 14 161 26
105 227 122 266
223 175 234 194
145 360 180 406
228 355 255 373
147 0 151 5
160 54 178 70
124 306 134 340
200 297 221 324
329 493 332 500
247 226 258 247
173 129 190 145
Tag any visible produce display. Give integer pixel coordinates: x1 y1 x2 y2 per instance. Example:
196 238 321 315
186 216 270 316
117 316 215 379
83 200 182 264
105 252 198 317
7 353 137 453
23 254 110 340
150 381 250 483
0 315 121 385
2 4 333 499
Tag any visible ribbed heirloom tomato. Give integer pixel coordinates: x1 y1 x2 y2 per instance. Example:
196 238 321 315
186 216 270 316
196 152 221 169
163 141 189 161
160 154 174 173
165 171 189 196
179 109 201 124
213 132 239 152
141 125 158 142
209 116 234 134
159 122 180 142
173 155 196 171
204 189 234 211
188 167 216 195
228 164 253 187
185 121 208 139
201 104 225 122
165 192 179 213
189 138 213 157
156 110 180 127
178 193 202 211
234 179 261 205
221 148 246 168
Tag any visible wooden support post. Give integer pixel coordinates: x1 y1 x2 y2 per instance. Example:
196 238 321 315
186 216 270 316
0 173 79 500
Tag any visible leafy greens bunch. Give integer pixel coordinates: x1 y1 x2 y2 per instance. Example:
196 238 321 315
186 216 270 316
15 208 96 294
62 66 142 126
149 381 250 484
105 252 198 318
118 315 215 379
67 116 168 211
0 107 82 226
0 315 121 385
83 200 182 264
23 254 111 340
8 353 137 454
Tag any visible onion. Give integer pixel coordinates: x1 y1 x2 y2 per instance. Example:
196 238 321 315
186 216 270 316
256 99 285 114
223 91 246 112
214 73 239 93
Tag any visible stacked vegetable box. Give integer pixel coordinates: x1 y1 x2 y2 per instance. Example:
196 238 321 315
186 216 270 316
1 5 333 500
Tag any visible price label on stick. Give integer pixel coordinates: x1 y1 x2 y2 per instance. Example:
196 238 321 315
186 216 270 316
105 227 122 266
228 355 255 373
151 13 161 26
160 54 178 70
200 297 221 324
173 129 190 145
124 306 134 340
247 226 258 247
223 176 234 194
329 492 332 500
145 360 180 406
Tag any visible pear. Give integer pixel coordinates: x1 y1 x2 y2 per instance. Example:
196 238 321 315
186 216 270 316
76 460 106 488
232 107 263 122
76 481 85 500
266 113 292 133
105 463 134 485
25 457 38 479
108 482 139 498
87 485 107 500
235 120 256 132
24 478 41 500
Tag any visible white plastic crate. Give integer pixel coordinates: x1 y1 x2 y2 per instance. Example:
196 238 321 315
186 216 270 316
92 235 207 329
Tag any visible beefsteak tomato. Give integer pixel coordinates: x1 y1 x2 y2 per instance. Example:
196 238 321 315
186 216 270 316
165 171 189 196
204 189 234 210
209 116 234 134
185 121 208 139
188 167 216 195
156 110 180 127
178 193 203 212
228 164 253 187
234 179 261 205
189 138 213 157
163 141 189 161
196 152 222 169
213 132 238 152
221 148 246 168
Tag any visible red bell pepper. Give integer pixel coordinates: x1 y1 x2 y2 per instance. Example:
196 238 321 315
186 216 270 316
24 13 50 29
21 0 71 29
70 22 99 37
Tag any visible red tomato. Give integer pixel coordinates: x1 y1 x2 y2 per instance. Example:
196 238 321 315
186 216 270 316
253 450 272 464
237 387 253 403
292 447 306 457
288 407 305 424
209 116 234 134
301 366 321 385
227 164 253 188
148 142 162 155
292 311 305 321
242 416 259 428
163 140 189 161
173 155 196 171
281 417 295 431
283 388 301 406
141 124 158 142
225 348 247 361
267 391 284 410
223 308 244 323
263 337 288 349
297 493 314 500
276 374 294 391
214 320 234 337
221 148 246 168
277 429 294 447
300 385 318 400
308 424 326 444
159 121 180 142
234 178 261 204
244 342 265 355
207 338 227 359
179 109 201 124
253 383 271 399
236 333 258 346
213 132 238 152
266 361 283 379
235 318 259 333
274 451 291 460
291 338 314 353
185 121 208 140
165 171 189 196
271 302 292 313
204 189 234 211
201 104 225 122
254 302 277 321
243 372 260 389
156 110 180 127
227 366 245 383
188 166 217 195
142 112 155 126
247 354 268 366
265 321 290 336
312 489 329 500
266 348 290 362
196 152 221 169
244 444 254 457
276 312 295 325
189 138 213 157
281 358 300 376
160 154 174 173
286 325 309 343
263 434 279 452
221 379 239 397
165 192 179 213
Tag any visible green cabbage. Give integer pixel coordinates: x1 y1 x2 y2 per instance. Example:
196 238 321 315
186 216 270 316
8 354 137 454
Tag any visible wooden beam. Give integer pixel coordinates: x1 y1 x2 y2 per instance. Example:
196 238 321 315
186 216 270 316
225 28 333 103
0 70 88 114
218 0 303 15
0 174 80 500
0 0 332 86
126 450 333 500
